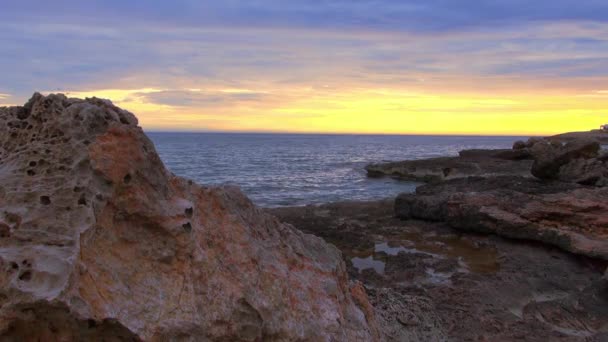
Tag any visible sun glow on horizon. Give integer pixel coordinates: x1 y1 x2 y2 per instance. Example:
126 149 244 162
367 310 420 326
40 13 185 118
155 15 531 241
44 85 608 136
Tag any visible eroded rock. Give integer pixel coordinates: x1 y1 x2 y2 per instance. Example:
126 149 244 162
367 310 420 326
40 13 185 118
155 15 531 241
0 93 380 341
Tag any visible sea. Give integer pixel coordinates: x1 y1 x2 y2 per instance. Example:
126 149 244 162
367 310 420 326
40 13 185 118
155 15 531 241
148 133 526 207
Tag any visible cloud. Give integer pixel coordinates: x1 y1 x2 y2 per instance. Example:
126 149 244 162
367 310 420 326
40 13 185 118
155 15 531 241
3 1 608 33
131 89 269 107
1 1 607 134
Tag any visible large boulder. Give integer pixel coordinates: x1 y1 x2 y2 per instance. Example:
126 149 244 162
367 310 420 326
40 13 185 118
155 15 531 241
395 177 608 259
558 158 608 186
0 93 380 341
530 139 600 180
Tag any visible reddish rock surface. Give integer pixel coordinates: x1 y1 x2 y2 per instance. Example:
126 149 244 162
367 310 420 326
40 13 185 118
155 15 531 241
396 177 608 259
0 94 379 341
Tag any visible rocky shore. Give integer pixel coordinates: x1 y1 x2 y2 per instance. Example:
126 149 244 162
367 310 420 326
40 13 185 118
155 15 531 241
272 130 608 340
270 201 608 341
1 93 607 341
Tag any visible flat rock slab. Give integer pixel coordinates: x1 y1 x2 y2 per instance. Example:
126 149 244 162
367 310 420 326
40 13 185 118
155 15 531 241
366 150 534 183
396 176 608 259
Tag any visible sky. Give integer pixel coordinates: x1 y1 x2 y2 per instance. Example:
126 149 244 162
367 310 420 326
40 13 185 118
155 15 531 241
1 1 608 135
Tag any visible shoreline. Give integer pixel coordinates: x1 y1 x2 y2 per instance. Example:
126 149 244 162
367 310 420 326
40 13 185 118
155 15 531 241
267 129 608 340
1 93 607 340
269 198 608 341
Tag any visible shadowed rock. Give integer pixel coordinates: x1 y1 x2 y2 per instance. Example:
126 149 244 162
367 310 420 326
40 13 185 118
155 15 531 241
0 93 380 341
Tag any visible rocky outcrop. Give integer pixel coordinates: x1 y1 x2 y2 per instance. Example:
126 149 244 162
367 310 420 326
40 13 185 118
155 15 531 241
365 150 533 183
271 200 608 341
548 129 608 144
0 93 380 341
395 177 608 259
530 139 600 178
526 138 607 186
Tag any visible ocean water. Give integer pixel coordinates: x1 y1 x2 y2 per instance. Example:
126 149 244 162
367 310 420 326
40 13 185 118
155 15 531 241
148 133 524 207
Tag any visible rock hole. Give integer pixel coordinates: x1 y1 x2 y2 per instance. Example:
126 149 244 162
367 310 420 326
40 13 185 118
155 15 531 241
185 207 193 218
29 161 37 167
78 195 87 206
123 174 132 184
182 222 192 233
39 196 51 205
73 186 82 193
0 223 10 238
18 271 32 281
10 262 18 270
87 319 97 329
27 170 35 176
442 168 452 177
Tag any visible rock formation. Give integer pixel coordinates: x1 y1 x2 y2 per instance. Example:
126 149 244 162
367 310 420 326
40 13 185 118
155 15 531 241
530 138 599 178
271 200 608 341
365 150 533 183
395 176 608 259
0 93 380 341
527 138 607 186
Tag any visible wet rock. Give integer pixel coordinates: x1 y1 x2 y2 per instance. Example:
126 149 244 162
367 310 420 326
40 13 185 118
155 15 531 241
395 176 608 259
0 93 380 341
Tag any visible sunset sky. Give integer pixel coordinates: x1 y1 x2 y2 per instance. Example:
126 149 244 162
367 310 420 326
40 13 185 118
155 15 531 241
1 1 608 135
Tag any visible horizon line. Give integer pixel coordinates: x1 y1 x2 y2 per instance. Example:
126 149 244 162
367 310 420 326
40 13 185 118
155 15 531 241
143 129 542 137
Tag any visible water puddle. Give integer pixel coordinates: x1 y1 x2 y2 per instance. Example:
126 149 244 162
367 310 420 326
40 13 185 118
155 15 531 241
349 230 499 277
351 256 385 274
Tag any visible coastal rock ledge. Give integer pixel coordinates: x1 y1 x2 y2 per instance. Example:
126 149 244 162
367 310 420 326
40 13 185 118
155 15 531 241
0 93 380 341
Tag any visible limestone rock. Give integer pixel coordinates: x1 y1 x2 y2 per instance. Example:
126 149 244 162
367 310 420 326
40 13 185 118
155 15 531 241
0 93 380 341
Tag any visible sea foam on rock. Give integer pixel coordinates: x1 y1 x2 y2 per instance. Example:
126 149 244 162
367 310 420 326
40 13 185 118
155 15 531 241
0 93 380 341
